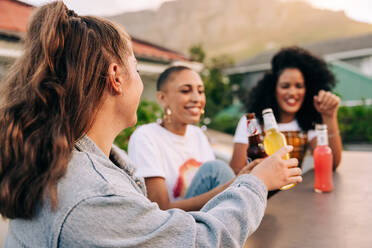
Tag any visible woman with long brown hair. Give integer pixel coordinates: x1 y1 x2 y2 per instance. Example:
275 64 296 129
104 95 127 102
0 2 302 247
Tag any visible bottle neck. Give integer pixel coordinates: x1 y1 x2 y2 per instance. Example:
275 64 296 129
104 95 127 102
263 113 278 132
247 118 261 137
316 129 329 146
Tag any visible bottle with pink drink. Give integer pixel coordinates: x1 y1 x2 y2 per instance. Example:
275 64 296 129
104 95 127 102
313 124 333 193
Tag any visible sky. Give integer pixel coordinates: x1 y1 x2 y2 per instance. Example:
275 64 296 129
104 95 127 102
22 0 372 23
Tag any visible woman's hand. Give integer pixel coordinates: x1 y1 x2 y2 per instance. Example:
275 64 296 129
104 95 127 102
237 158 264 175
250 146 302 191
314 90 340 119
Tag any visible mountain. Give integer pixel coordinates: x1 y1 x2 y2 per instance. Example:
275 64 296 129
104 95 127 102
109 0 372 62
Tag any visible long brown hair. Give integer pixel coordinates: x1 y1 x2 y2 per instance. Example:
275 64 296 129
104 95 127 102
0 1 132 219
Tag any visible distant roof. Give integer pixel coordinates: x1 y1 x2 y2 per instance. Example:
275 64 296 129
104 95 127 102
131 37 189 62
0 0 33 34
231 33 372 73
0 0 189 62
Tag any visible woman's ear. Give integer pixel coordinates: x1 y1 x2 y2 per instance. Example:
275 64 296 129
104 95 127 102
156 91 167 108
107 63 123 95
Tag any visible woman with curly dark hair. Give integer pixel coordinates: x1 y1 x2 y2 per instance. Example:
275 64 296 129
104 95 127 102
230 46 342 174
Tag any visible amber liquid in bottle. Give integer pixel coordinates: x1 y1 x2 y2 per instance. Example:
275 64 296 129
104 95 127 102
246 113 267 162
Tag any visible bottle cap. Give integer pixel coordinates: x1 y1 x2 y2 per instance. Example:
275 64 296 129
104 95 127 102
262 108 273 115
315 124 327 131
246 113 255 120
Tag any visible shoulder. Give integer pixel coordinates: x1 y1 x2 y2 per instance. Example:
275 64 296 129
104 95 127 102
129 123 162 146
60 151 115 198
131 123 160 137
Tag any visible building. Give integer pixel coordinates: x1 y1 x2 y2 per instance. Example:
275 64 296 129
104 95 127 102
225 33 372 106
0 0 201 102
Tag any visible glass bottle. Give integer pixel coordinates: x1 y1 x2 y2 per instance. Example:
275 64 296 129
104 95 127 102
313 124 333 193
246 113 267 162
262 108 294 190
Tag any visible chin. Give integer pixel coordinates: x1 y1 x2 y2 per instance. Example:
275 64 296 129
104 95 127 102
127 116 138 127
191 116 201 124
283 107 300 115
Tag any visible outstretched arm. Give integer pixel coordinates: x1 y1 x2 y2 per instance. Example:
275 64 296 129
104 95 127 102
145 176 233 211
229 143 248 174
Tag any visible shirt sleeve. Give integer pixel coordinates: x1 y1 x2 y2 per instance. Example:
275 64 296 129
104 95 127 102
233 115 249 144
58 174 267 248
128 127 165 179
307 129 317 142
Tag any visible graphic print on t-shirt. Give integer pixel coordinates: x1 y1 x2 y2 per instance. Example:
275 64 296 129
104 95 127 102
173 158 202 198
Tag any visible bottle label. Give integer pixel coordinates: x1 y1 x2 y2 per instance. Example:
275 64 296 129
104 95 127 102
317 130 328 146
247 118 259 136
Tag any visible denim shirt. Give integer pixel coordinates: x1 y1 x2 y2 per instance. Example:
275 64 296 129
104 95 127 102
5 135 267 248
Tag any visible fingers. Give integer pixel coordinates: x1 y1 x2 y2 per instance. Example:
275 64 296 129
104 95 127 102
315 90 340 116
322 92 333 108
286 158 299 168
288 167 302 177
274 145 293 158
316 90 327 104
287 176 303 184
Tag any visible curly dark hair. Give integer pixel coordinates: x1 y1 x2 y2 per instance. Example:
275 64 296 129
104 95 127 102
245 46 336 131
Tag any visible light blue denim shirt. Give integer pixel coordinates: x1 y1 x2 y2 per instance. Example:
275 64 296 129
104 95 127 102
5 135 267 248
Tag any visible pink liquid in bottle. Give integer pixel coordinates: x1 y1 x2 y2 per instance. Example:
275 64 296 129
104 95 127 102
313 124 333 193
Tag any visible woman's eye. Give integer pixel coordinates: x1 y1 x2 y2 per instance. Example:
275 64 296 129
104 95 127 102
296 84 304 89
198 90 205 94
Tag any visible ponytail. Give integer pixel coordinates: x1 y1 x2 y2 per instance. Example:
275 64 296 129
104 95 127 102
0 1 132 219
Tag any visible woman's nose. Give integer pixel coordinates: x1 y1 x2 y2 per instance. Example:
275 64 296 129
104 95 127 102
190 90 201 101
288 86 297 95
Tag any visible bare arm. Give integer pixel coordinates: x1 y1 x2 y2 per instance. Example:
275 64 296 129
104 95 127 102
314 90 343 169
229 143 248 175
145 177 233 211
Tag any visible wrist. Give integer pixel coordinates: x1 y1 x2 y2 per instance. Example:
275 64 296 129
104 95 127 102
321 113 337 122
250 170 268 190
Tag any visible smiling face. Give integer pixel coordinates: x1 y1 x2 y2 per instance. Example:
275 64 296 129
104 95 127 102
158 69 206 125
275 68 306 120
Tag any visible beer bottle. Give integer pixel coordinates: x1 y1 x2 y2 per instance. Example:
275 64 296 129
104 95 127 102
262 108 294 190
246 113 267 162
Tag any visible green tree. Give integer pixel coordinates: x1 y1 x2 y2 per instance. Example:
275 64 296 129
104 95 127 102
189 43 206 63
202 54 235 119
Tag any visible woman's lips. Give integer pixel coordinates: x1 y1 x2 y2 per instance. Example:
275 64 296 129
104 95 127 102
185 106 201 115
285 98 299 107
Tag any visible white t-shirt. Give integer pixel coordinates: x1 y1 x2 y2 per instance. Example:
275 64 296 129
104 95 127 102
233 115 316 144
128 123 215 202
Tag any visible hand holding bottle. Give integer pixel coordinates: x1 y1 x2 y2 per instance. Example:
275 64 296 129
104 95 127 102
250 146 302 191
